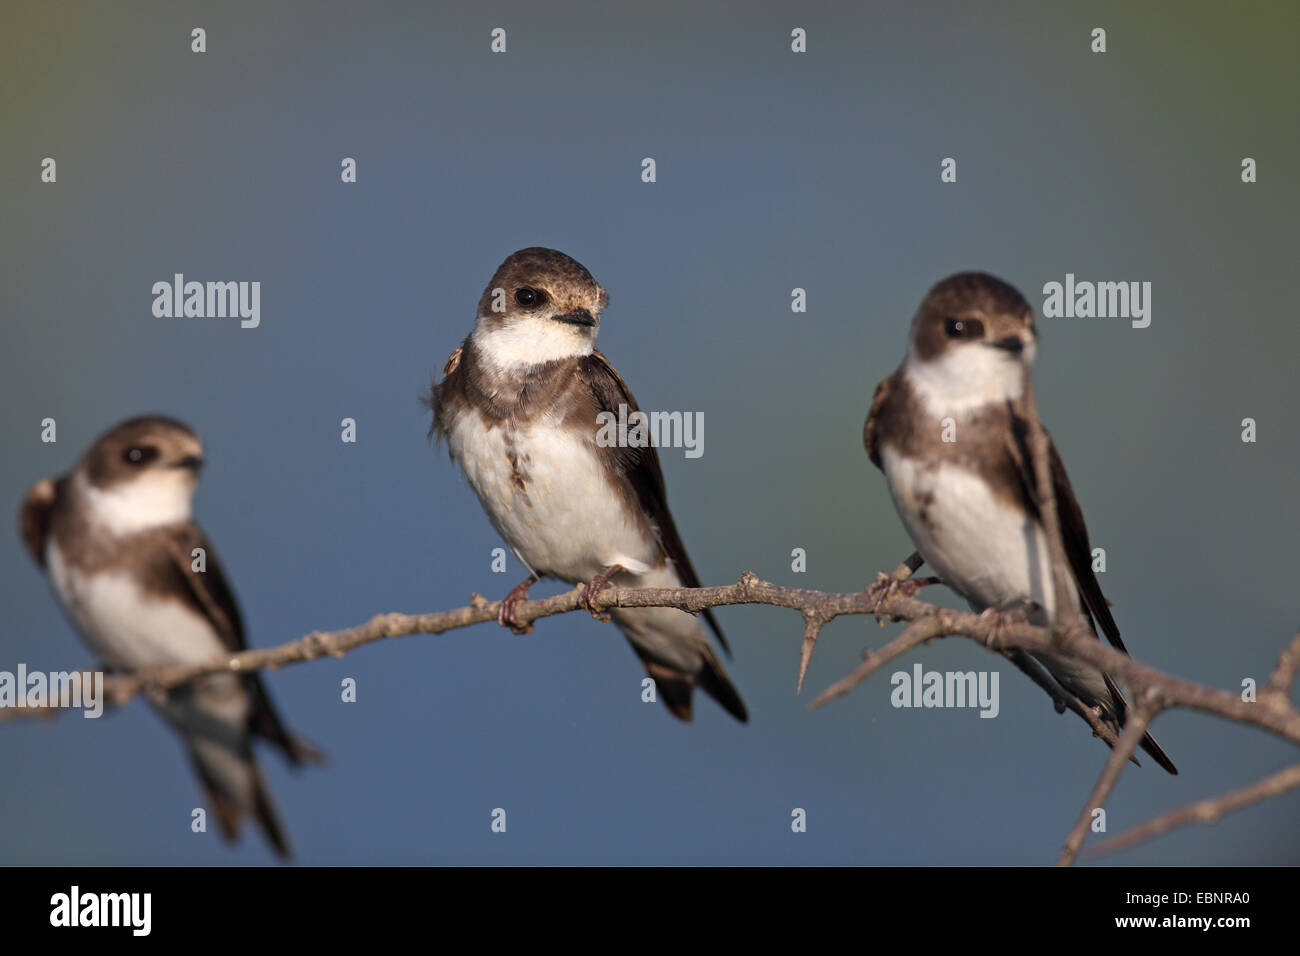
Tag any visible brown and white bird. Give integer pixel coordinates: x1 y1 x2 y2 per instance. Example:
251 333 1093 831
19 416 322 856
864 272 1176 773
429 247 746 723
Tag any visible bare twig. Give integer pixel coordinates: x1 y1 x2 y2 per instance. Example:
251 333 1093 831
1090 761 1300 857
7 576 1298 750
1057 700 1156 866
808 611 953 709
1263 629 1300 707
796 552 920 694
6 571 1299 863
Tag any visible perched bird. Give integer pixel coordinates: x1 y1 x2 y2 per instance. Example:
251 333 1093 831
864 273 1176 773
19 416 322 856
429 247 746 723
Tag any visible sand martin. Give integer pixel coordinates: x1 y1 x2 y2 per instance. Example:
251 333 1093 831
19 416 323 856
864 273 1176 773
429 247 747 723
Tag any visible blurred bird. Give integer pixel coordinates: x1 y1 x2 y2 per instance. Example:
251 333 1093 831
19 415 323 856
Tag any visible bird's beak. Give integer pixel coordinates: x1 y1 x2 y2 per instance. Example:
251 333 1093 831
553 308 597 328
173 455 205 472
991 334 1027 355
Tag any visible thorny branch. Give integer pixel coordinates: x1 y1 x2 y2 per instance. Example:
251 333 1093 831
5 569 1298 863
1090 761 1300 857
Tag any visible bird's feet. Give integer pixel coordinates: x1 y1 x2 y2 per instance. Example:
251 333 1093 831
579 564 625 621
498 575 539 635
977 602 1039 648
866 571 940 623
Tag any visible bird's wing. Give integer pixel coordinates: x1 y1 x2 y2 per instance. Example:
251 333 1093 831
18 477 60 568
863 372 897 469
577 350 729 655
1006 413 1127 653
162 525 318 764
162 524 247 653
425 344 465 445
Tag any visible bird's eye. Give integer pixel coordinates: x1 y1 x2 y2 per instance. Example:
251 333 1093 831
945 317 985 339
122 446 158 466
515 287 544 307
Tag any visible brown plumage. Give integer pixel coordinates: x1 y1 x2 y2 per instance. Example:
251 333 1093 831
19 415 324 856
865 273 1176 774
429 248 746 723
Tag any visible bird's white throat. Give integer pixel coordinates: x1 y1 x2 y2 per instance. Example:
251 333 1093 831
472 316 595 374
77 471 194 535
904 343 1030 417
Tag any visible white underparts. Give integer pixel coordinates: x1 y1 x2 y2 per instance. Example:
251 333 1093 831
448 408 655 582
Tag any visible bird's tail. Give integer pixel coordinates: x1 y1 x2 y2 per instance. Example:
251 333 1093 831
1136 727 1178 775
632 647 748 723
613 604 748 723
247 674 327 768
186 736 293 858
695 645 749 723
1103 673 1178 775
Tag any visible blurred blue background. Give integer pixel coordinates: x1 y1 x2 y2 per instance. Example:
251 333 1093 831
2 0 1297 864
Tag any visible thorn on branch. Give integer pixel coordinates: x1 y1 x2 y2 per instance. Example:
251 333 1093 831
796 610 827 695
5 573 1299 864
